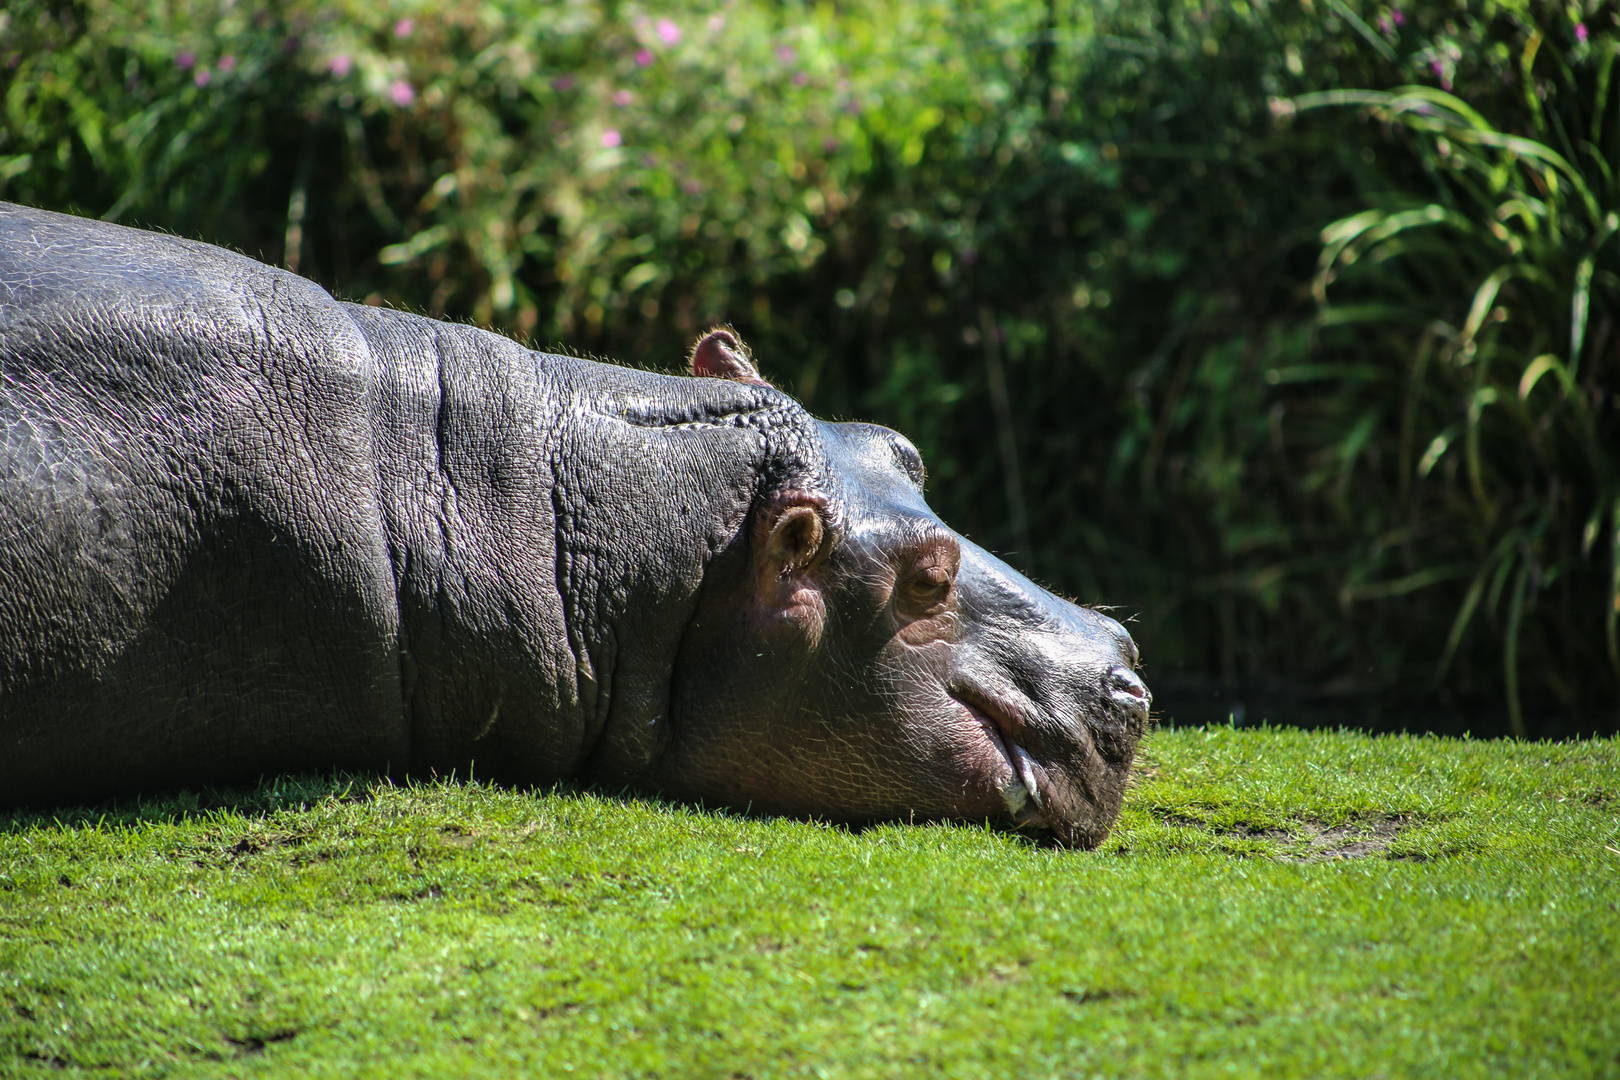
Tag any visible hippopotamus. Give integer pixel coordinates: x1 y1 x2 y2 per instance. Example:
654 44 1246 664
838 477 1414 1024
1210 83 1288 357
0 203 1149 847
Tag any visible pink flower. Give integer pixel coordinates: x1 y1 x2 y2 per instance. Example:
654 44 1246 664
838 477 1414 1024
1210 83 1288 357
394 18 414 38
822 137 839 153
1576 22 1588 42
218 54 236 72
551 74 575 91
329 54 353 77
793 72 807 86
389 79 415 106
602 128 622 148
613 89 634 105
656 18 680 45
776 45 796 63
682 179 703 194
1392 9 1404 24
193 68 211 87
635 48 654 66
707 14 725 32
176 50 196 70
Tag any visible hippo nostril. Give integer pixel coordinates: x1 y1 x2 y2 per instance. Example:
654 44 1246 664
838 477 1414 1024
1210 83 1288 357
1109 666 1150 706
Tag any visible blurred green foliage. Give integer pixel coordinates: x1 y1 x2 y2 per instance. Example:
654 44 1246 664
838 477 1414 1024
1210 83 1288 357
1 0 1615 733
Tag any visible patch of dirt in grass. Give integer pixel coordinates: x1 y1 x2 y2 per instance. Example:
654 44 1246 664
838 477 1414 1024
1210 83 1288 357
223 829 307 858
1063 986 1138 1005
439 825 481 848
23 1049 70 1069
976 958 1033 985
1271 815 1413 862
226 1030 297 1055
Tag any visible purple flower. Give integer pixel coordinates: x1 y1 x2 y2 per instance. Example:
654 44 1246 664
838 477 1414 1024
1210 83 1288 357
1392 10 1404 24
793 72 807 86
613 89 634 106
394 18 414 38
602 128 622 148
194 68 211 87
776 45 796 63
389 79 415 106
218 54 236 72
551 74 575 92
1576 22 1588 42
1376 14 1391 33
656 19 680 45
176 50 196 71
635 48 654 66
329 54 353 77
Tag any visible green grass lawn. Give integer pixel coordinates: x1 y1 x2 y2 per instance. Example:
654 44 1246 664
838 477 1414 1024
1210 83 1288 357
2 726 1617 1078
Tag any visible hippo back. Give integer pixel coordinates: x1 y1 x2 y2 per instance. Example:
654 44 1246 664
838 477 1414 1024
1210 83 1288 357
0 204 814 802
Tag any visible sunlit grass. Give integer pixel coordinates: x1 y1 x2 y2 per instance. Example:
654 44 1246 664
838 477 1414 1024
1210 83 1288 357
2 726 1616 1078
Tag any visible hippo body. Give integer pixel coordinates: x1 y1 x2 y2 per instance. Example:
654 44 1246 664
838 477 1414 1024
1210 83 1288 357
0 203 1148 846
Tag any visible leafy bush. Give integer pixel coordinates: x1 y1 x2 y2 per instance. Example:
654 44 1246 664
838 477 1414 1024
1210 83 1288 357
1 0 1614 732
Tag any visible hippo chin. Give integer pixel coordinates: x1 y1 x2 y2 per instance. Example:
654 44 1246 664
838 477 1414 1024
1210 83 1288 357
0 203 1149 847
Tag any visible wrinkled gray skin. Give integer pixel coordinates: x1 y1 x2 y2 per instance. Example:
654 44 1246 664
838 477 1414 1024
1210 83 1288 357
0 203 1149 847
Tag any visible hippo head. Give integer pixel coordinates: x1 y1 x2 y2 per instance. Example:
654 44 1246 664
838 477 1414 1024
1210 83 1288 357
643 331 1150 848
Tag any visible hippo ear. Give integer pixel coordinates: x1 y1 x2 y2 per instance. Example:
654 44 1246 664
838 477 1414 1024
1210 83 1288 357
690 328 773 387
751 492 833 645
765 503 825 575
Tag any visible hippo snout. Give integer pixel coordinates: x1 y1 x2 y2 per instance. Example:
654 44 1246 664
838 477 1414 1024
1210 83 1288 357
951 565 1151 847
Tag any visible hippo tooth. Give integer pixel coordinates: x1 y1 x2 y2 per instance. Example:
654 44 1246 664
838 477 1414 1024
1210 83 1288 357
1009 741 1046 812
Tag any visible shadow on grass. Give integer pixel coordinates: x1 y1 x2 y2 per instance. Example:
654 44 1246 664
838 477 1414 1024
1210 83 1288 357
0 771 1056 851
0 770 392 833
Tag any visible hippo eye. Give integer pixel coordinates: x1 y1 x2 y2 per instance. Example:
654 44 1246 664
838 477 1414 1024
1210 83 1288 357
900 565 952 613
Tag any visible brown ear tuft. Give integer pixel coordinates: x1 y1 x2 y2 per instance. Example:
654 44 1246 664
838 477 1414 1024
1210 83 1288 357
690 328 773 386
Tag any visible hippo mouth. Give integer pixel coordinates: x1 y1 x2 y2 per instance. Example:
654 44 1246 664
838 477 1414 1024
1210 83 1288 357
948 688 1050 833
